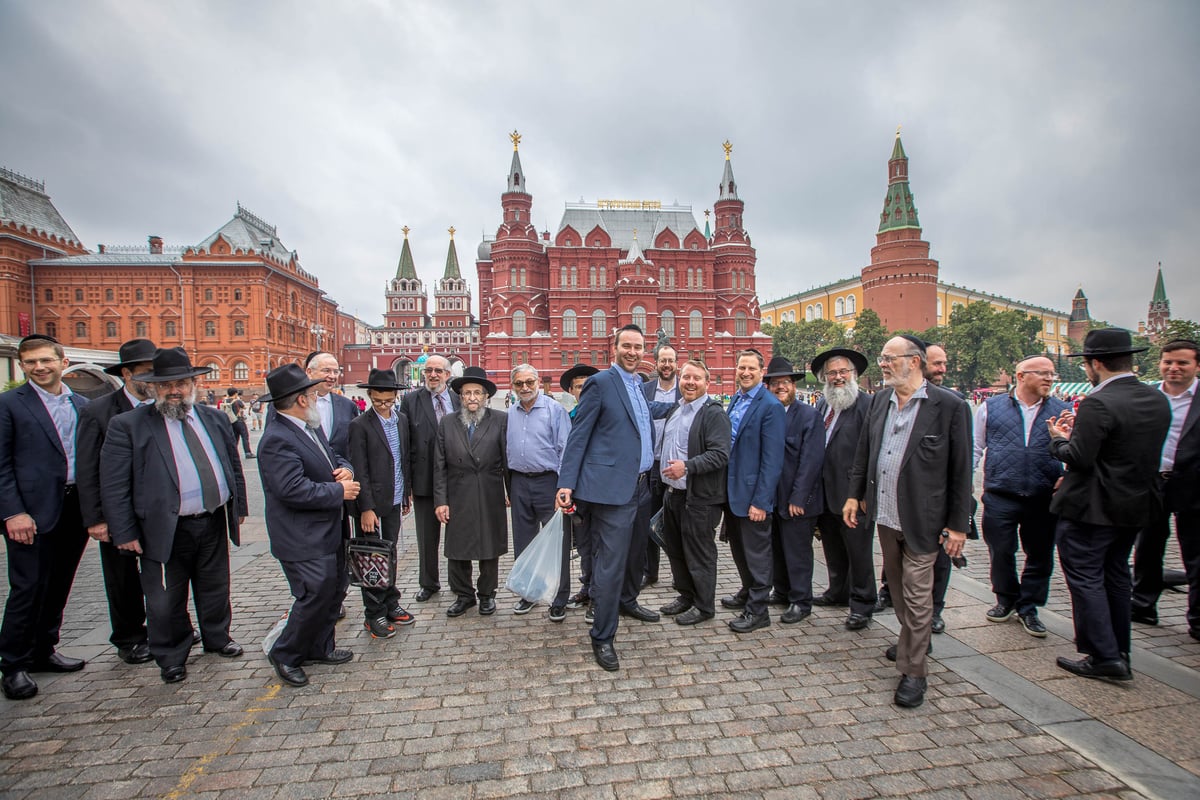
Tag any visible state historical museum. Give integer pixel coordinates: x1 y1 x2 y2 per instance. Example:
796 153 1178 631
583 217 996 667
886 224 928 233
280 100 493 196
474 133 771 391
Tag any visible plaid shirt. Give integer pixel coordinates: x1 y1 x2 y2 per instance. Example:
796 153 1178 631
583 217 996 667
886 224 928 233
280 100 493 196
874 382 928 530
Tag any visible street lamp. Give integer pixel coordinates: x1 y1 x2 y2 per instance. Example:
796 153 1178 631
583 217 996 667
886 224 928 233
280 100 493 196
310 323 326 351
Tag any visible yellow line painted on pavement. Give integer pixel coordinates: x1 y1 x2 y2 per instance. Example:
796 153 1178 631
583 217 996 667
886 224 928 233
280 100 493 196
162 684 282 799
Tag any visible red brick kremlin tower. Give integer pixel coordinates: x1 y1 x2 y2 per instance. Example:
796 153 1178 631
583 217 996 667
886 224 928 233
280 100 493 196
860 129 939 332
1145 263 1170 339
476 133 769 392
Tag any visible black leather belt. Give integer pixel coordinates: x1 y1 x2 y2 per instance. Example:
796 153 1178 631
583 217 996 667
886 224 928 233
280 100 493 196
512 470 556 479
180 511 214 521
1160 471 1174 481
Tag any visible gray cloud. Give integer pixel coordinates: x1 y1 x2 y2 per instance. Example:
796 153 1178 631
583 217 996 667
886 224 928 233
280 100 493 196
2 0 1195 328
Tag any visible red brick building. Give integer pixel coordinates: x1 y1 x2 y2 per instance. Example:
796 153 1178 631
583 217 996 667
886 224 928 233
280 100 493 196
475 134 770 392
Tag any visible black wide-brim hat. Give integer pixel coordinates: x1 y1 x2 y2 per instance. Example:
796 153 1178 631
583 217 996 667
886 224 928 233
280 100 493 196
450 365 497 397
357 368 407 391
559 364 599 392
260 363 324 403
103 338 157 375
133 347 213 383
763 355 805 382
810 347 869 377
1069 327 1148 358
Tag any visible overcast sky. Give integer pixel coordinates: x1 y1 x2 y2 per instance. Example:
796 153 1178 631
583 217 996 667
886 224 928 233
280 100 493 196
2 1 1196 330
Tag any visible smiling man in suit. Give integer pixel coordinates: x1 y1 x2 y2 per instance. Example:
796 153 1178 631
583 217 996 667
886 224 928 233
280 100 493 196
305 352 360 461
400 354 460 602
348 369 414 639
844 336 971 708
0 335 90 700
102 348 248 684
257 364 360 687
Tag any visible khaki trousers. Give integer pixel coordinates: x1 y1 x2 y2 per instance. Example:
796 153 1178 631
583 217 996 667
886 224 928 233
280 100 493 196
879 525 939 677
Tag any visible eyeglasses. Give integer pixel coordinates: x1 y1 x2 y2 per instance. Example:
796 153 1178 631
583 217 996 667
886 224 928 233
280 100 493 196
312 367 341 375
370 398 397 406
1021 370 1059 380
876 352 918 366
424 367 446 374
512 379 538 388
825 369 855 378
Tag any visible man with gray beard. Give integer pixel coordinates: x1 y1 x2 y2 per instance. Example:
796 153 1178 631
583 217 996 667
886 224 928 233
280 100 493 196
812 348 877 630
102 348 248 684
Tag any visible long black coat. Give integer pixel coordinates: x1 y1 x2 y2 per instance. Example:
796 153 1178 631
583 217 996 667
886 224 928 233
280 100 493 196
76 388 135 529
434 409 510 560
815 392 871 514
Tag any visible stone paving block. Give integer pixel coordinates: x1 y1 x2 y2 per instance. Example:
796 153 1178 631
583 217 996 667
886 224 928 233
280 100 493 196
815 777 877 799
80 779 152 800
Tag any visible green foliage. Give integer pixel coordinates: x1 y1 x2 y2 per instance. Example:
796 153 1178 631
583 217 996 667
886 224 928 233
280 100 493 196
943 302 1042 390
1160 318 1200 344
3 379 24 392
846 309 888 386
763 319 846 372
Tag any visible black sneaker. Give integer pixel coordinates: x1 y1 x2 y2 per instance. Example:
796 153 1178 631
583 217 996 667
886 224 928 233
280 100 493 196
365 617 395 639
566 592 589 609
986 603 1015 623
1019 611 1047 638
548 605 566 623
513 599 535 615
584 603 595 623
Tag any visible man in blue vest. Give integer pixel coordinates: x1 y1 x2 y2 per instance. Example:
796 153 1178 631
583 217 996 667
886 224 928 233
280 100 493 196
973 355 1070 636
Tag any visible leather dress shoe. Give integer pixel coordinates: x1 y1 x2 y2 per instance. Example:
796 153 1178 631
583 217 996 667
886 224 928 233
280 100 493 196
592 640 620 671
479 597 497 616
894 675 927 708
729 611 771 633
780 604 811 624
676 608 714 626
620 604 660 623
844 613 871 631
1 671 37 700
660 598 693 616
117 643 153 665
160 665 187 684
873 594 892 613
767 591 789 607
32 652 85 673
415 588 437 602
446 597 477 617
1056 655 1133 681
885 642 932 662
931 614 946 634
811 594 842 607
337 604 347 620
720 591 748 610
304 649 353 666
1130 607 1159 626
205 641 244 658
268 653 309 687
192 628 201 645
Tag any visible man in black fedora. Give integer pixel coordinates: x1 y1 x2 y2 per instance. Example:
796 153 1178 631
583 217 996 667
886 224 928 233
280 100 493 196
101 347 248 684
76 338 157 665
257 364 360 687
348 369 414 639
1048 328 1170 681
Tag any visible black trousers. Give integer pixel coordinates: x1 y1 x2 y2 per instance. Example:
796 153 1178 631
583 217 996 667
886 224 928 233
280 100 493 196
816 511 877 615
231 419 251 455
642 465 666 582
411 495 443 592
448 558 499 600
140 513 233 669
725 511 773 617
510 472 560 558
98 538 148 648
1133 501 1200 632
1056 518 1137 662
360 503 404 619
0 489 88 674
661 488 720 615
982 491 1057 614
272 549 343 668
571 501 593 597
772 512 816 609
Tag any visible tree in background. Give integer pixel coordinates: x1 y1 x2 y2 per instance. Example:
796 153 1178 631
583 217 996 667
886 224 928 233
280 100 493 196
763 319 846 371
943 301 1041 390
846 309 888 387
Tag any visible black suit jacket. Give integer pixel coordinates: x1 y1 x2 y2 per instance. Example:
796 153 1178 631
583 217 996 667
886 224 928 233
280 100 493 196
349 410 414 514
1049 375 1171 527
101 404 248 563
848 383 972 554
76 388 134 529
1166 385 1200 514
816 393 871 515
400 387 461 497
0 383 89 532
776 401 826 519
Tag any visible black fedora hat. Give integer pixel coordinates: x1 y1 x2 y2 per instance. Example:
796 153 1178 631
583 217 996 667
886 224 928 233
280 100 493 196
259 364 324 403
559 364 598 392
1070 328 1148 358
357 368 407 391
450 366 497 397
810 347 869 377
133 347 212 383
103 338 157 375
763 356 804 382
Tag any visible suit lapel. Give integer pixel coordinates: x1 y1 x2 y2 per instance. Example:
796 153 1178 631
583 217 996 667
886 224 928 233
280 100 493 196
899 392 940 472
1180 388 1200 441
610 367 638 429
148 410 182 492
18 386 65 457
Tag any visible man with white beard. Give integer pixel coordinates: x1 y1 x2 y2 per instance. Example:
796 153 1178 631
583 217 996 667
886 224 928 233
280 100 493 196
811 348 877 630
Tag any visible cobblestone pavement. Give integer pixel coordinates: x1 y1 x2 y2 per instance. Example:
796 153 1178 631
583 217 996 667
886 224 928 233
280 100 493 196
2 435 1198 799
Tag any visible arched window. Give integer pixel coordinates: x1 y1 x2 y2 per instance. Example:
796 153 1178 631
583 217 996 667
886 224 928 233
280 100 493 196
234 320 246 336
204 320 216 336
658 268 665 287
847 295 856 314
165 321 176 337
570 266 578 287
631 305 647 330
590 267 597 288
513 310 526 337
689 310 703 338
735 311 747 336
509 268 516 287
233 361 249 381
207 363 221 382
560 266 567 287
45 322 58 338
105 321 117 338
835 298 845 316
695 270 702 289
599 267 606 288
815 303 823 319
591 310 606 337
519 268 526 287
687 268 694 288
563 309 577 338
75 322 87 339
806 305 814 321
661 310 675 337
233 289 242 302
135 320 147 337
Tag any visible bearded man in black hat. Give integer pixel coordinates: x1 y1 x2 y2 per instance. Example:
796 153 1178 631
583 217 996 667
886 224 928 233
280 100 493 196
348 369 414 639
434 367 510 618
101 347 248 684
1048 328 1170 681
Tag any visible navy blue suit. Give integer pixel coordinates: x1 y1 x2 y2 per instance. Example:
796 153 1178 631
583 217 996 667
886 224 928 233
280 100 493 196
724 387 786 618
0 383 89 675
257 414 353 667
640 379 681 583
772 401 826 608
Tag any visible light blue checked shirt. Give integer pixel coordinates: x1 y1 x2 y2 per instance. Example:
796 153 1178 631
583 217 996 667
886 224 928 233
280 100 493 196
874 382 928 531
376 409 405 505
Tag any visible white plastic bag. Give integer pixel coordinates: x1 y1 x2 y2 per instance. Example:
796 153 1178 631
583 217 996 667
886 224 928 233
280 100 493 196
505 509 564 605
261 609 290 655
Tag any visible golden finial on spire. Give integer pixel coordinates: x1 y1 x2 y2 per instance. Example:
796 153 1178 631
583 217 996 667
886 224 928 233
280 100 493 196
447 226 456 240
632 228 638 239
402 225 410 239
510 130 521 151
896 124 902 138
704 209 710 218
722 140 732 160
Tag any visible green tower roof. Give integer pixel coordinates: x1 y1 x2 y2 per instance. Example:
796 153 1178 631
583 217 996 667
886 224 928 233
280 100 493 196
396 227 417 280
444 228 461 279
1151 264 1167 303
878 133 921 233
